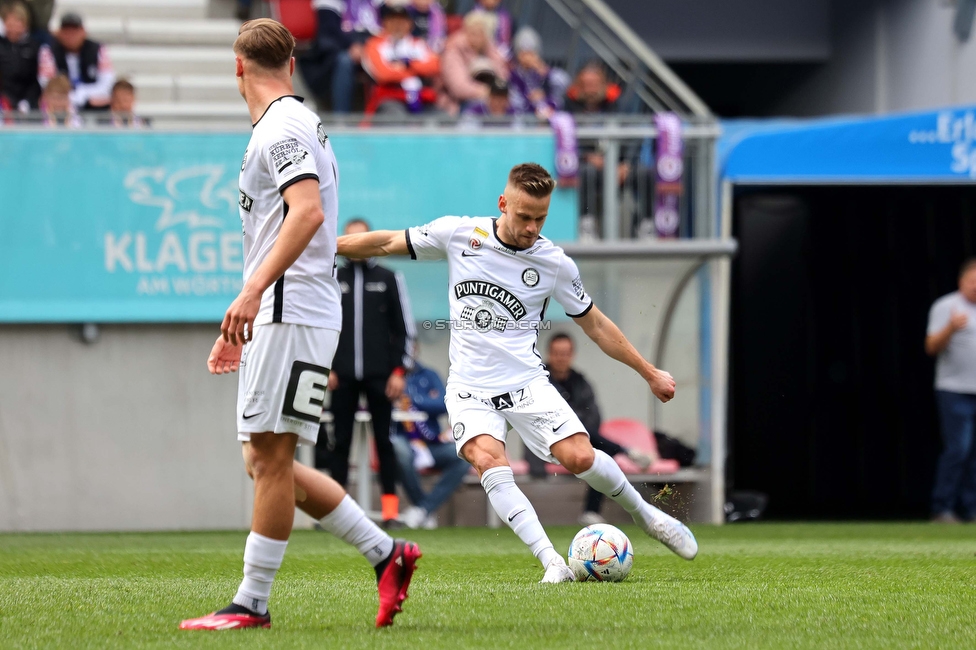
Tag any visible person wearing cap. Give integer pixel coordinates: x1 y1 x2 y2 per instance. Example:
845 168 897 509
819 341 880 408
508 26 569 118
38 12 115 110
440 10 507 114
0 1 42 111
362 1 440 115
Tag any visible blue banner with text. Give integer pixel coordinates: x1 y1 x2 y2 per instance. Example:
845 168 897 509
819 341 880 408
0 130 576 322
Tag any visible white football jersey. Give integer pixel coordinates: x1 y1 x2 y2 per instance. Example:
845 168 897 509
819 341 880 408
238 95 341 330
406 216 592 393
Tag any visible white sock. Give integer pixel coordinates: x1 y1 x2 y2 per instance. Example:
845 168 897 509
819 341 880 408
318 495 394 567
575 450 666 529
232 531 288 615
481 466 560 568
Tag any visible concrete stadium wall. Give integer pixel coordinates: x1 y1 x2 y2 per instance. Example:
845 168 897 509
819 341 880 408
0 267 703 532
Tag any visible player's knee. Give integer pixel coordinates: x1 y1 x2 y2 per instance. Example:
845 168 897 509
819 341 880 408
247 447 292 481
461 441 505 474
559 443 595 475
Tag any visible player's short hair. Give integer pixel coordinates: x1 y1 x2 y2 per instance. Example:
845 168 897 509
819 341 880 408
111 79 135 95
960 257 976 278
549 332 574 349
508 163 556 198
234 18 295 71
44 74 72 95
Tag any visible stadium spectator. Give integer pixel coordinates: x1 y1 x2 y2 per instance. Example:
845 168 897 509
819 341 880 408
508 27 569 118
440 10 506 113
0 1 41 111
566 61 630 239
22 0 54 43
925 258 976 523
39 73 81 127
466 0 513 58
565 60 620 114
300 0 381 113
323 218 415 526
392 355 469 529
409 0 446 53
104 79 147 128
362 2 440 115
541 333 653 525
460 76 512 118
38 12 115 111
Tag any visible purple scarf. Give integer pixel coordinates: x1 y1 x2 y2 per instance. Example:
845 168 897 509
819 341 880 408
549 111 578 185
653 113 683 238
342 0 380 34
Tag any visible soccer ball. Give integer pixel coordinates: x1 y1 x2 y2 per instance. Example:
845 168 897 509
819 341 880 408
567 524 634 582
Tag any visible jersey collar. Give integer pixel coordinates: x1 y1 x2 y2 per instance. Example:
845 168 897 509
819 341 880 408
492 218 529 253
252 95 305 128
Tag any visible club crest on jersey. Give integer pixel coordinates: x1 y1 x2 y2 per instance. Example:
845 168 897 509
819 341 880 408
469 226 489 251
522 268 540 287
452 422 465 440
461 300 508 331
454 280 527 320
241 151 248 172
316 122 329 147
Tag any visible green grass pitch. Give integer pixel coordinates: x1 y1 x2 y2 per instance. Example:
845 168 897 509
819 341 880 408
1 523 974 649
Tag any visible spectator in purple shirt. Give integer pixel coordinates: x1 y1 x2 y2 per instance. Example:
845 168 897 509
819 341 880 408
508 26 568 118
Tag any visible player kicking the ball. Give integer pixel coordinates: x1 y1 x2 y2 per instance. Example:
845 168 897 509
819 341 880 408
337 163 697 583
179 19 419 631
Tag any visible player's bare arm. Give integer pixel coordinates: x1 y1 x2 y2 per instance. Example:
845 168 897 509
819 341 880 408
219 178 325 347
574 304 676 403
336 229 409 258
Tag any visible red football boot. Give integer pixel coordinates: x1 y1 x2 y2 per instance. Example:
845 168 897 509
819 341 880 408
375 539 422 627
179 603 271 630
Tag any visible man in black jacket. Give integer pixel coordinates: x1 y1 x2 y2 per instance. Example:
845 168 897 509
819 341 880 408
322 218 415 525
543 333 652 525
38 12 115 111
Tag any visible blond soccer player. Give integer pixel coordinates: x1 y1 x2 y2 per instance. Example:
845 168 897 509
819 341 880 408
179 19 420 631
338 163 697 584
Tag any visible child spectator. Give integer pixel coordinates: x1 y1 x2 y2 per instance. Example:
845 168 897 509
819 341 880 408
508 27 569 118
440 10 506 113
466 0 513 58
106 79 146 128
362 2 440 115
409 0 446 53
461 76 513 118
40 74 81 127
0 1 42 111
38 12 115 111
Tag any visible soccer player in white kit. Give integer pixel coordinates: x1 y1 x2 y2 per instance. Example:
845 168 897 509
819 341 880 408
337 163 698 583
180 19 420 631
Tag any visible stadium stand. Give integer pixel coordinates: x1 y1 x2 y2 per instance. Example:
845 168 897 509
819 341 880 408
55 0 247 116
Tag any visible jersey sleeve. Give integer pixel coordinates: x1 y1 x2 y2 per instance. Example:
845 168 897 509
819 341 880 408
553 252 594 318
405 216 463 261
263 113 320 194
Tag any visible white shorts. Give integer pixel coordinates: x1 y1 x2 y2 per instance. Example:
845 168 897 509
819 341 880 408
445 379 588 463
237 323 339 446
